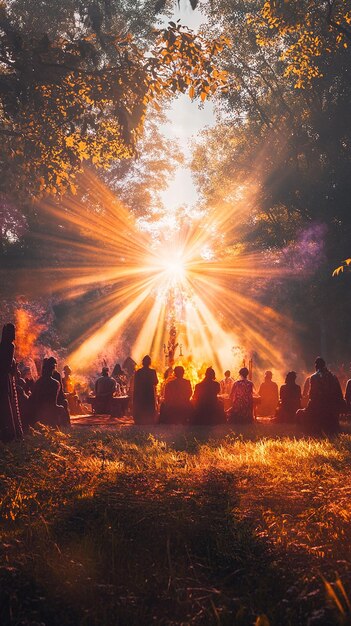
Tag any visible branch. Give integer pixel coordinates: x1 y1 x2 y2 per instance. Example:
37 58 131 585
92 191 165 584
327 1 351 42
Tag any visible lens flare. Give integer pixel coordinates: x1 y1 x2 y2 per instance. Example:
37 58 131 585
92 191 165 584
7 171 294 375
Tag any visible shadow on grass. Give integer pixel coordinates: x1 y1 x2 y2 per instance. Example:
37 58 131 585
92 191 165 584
0 465 339 626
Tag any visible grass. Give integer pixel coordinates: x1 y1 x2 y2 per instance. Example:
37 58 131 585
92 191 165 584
1 425 351 625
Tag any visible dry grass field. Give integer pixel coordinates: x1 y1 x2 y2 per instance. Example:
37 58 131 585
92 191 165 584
1 424 351 625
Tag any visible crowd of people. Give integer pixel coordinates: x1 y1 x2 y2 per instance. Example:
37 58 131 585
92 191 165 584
1 321 351 442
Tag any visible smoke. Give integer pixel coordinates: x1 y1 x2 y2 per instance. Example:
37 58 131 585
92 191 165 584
281 223 327 273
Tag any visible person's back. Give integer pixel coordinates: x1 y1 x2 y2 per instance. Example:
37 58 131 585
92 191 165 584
228 367 254 424
133 355 158 424
95 375 117 397
192 367 223 425
161 367 192 424
32 369 66 426
275 372 301 423
300 358 343 434
258 371 279 416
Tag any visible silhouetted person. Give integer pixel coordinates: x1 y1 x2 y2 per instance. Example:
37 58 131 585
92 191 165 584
159 367 174 403
95 367 118 414
159 366 192 424
46 357 70 425
31 358 67 427
302 375 311 408
297 357 343 435
112 363 127 391
63 365 85 415
192 367 225 425
275 371 301 423
257 370 279 417
220 370 234 396
22 365 35 395
133 355 158 424
228 367 254 424
123 357 137 381
0 323 23 442
346 379 351 414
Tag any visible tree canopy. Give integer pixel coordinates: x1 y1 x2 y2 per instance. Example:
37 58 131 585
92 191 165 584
0 1 228 197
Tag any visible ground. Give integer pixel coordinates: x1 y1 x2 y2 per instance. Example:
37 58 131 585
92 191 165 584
1 421 351 625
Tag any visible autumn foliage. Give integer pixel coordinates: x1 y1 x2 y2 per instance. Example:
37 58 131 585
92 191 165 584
0 6 228 198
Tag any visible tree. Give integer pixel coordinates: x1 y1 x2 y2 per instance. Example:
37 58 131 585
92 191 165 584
189 0 351 363
0 1 228 198
248 0 351 88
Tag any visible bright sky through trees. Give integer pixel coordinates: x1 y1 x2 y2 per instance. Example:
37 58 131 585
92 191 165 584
159 1 215 211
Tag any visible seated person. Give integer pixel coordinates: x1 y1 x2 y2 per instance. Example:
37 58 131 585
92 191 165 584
94 367 119 414
112 363 128 393
275 371 301 423
159 365 192 424
257 371 279 417
31 358 67 427
62 364 87 415
45 356 70 425
219 370 234 411
296 357 343 435
22 365 35 395
192 367 225 425
227 367 254 424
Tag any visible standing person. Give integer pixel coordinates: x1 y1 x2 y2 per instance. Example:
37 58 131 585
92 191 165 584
192 367 225 425
257 371 279 417
227 367 254 424
0 323 23 442
297 357 343 435
133 355 158 424
275 371 301 423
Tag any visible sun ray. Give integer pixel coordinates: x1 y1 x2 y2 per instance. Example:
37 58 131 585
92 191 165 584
7 170 295 376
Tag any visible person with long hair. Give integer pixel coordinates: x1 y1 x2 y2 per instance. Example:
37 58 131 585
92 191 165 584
0 323 23 441
227 367 254 424
275 371 301 423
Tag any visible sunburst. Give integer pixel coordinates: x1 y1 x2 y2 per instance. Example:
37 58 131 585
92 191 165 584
13 171 293 375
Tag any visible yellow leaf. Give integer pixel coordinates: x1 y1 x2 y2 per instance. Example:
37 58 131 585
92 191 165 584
189 85 195 99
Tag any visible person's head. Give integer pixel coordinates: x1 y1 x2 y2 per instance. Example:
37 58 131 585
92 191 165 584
315 357 326 372
102 366 109 377
265 370 273 381
46 356 58 371
285 371 297 385
63 365 72 376
174 366 184 379
142 355 151 368
1 323 15 343
239 367 249 379
42 358 55 377
224 370 230 378
164 367 173 380
205 367 215 380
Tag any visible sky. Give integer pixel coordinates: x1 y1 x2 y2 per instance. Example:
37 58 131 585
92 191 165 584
158 1 216 211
